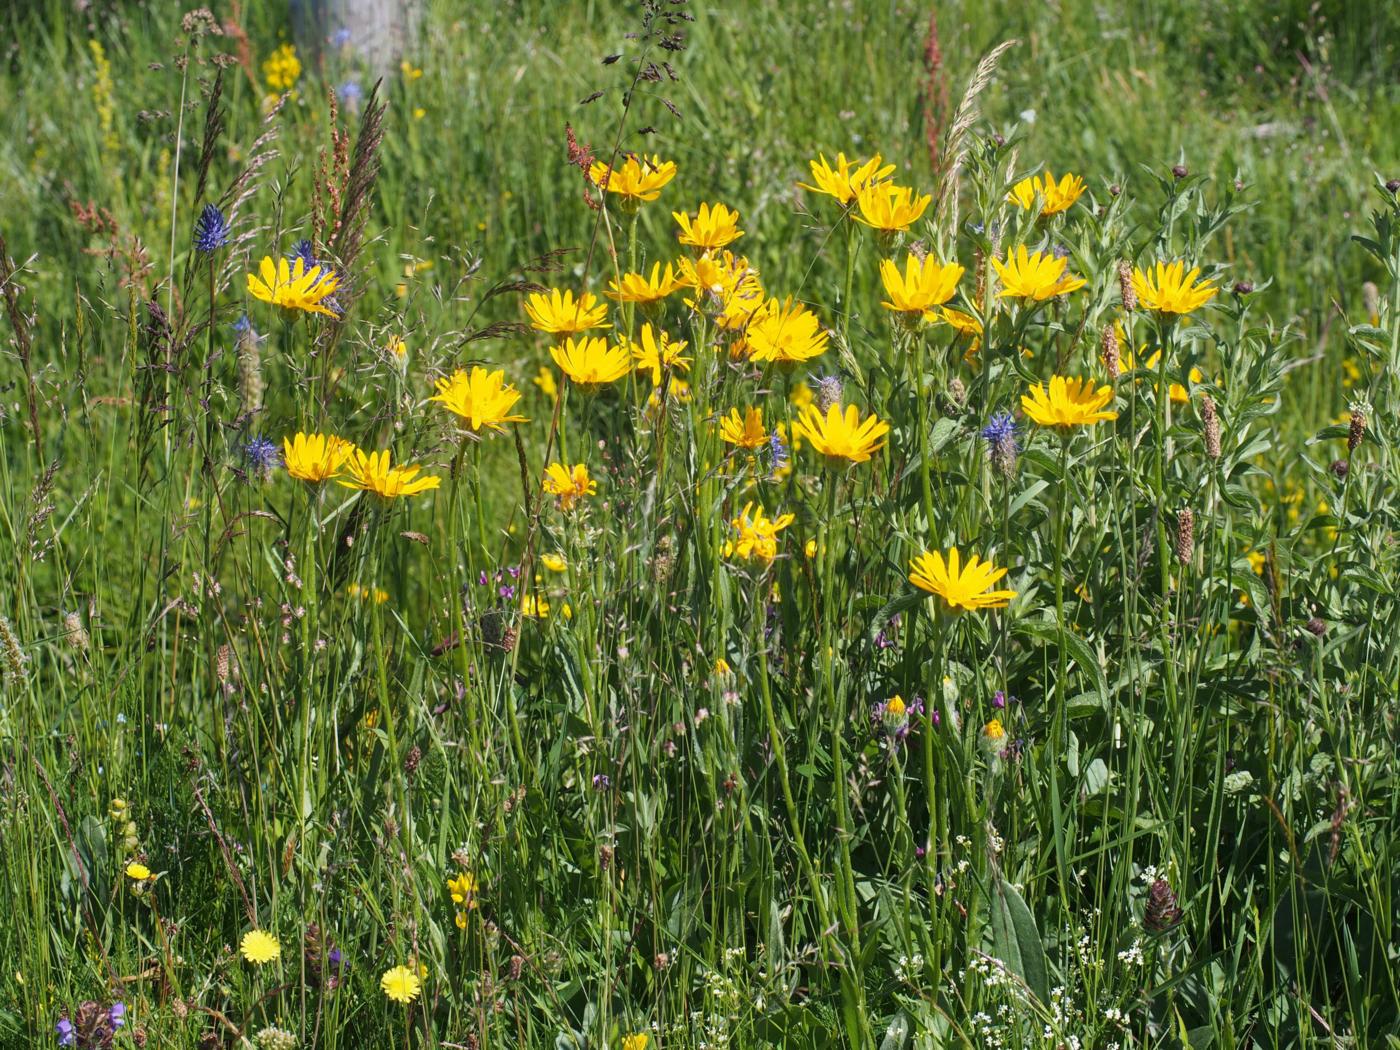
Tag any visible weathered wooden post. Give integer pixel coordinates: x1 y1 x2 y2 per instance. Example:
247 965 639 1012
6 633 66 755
290 0 423 78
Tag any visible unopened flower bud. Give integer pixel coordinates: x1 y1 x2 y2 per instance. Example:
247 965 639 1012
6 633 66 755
1233 281 1254 295
1329 458 1349 479
1171 164 1188 180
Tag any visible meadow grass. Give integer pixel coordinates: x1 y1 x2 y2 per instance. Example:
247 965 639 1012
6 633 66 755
0 1 1398 1047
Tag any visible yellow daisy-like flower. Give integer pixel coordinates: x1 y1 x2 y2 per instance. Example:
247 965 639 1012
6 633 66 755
984 718 1007 742
934 306 983 335
853 183 931 233
524 288 610 335
124 862 151 881
744 297 829 365
725 502 794 566
793 403 891 464
674 202 743 251
589 153 677 203
550 335 631 389
1130 260 1218 316
678 251 764 329
283 432 354 483
909 548 1017 612
629 324 691 385
797 151 896 206
380 965 422 1005
447 871 479 909
992 246 1086 301
428 367 528 433
540 553 568 573
1120 346 1203 404
262 43 301 92
1007 170 1087 215
246 256 340 317
240 930 281 965
1021 376 1119 429
533 365 558 402
622 1035 651 1050
719 406 768 449
337 449 441 499
607 262 685 304
542 462 596 511
879 254 965 314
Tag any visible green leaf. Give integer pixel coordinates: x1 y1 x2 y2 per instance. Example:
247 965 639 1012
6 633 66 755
989 878 1050 1003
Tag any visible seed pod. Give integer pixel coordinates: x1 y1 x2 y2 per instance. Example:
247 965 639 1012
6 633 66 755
1144 878 1183 932
0 616 26 683
1175 508 1194 567
1100 323 1121 380
1348 407 1366 452
1200 394 1221 460
1118 260 1136 312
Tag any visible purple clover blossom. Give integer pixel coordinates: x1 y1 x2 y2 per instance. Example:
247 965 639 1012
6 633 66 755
193 204 229 254
56 1018 75 1046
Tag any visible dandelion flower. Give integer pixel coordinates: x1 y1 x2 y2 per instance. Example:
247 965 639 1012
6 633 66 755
589 153 677 203
792 403 890 464
124 862 151 881
725 503 794 566
909 548 1017 612
337 449 441 499
551 336 631 389
853 183 931 233
524 288 610 335
542 463 596 511
428 367 528 433
719 406 768 449
380 965 422 1005
798 151 896 205
1008 171 1086 215
240 930 281 965
246 256 340 317
283 433 354 483
744 297 829 365
607 262 684 304
879 254 965 314
1131 260 1218 315
629 324 690 385
993 246 1085 301
1021 376 1118 428
674 202 743 250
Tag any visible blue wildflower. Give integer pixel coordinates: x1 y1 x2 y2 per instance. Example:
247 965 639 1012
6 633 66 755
243 436 281 480
288 239 318 272
193 204 229 254
811 371 844 412
56 1018 75 1046
981 411 1019 479
232 313 253 335
338 79 363 111
767 429 788 479
108 1003 126 1029
331 27 353 48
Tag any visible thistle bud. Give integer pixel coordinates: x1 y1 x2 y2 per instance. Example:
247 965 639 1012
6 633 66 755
1118 260 1136 312
1232 281 1254 296
1305 616 1327 637
1144 878 1183 932
1348 407 1366 452
1100 323 1121 380
1330 459 1349 479
1171 163 1188 180
1200 394 1221 460
1175 508 1194 567
1386 179 1400 195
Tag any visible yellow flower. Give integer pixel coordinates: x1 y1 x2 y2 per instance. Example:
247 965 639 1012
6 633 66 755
387 336 408 359
1120 347 1202 404
589 154 677 203
533 365 558 402
886 695 907 717
246 256 340 317
934 306 983 335
713 657 732 676
879 254 965 314
283 432 354 483
853 183 931 233
454 911 468 930
789 382 814 409
240 930 281 965
400 60 423 81
551 336 631 388
1246 550 1266 574
678 251 764 329
992 246 1085 301
447 871 479 909
348 583 390 604
540 553 568 573
629 325 691 385
804 539 820 559
744 297 829 365
124 862 151 881
262 43 301 91
792 403 891 464
524 289 610 335
1131 260 1218 316
798 152 896 205
520 593 551 619
674 202 743 250
622 1035 650 1050
428 367 528 433
909 548 1017 612
608 262 685 304
543 462 597 510
726 502 794 566
380 965 422 1005
719 406 768 449
1021 376 1119 429
984 718 1007 742
1008 171 1086 215
337 449 441 499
